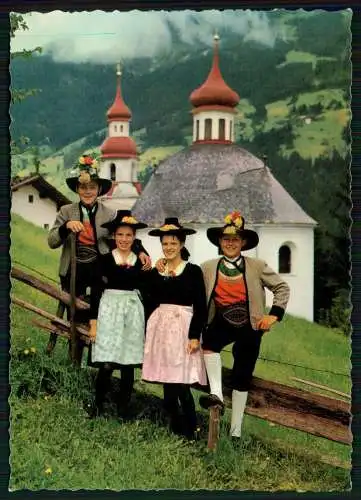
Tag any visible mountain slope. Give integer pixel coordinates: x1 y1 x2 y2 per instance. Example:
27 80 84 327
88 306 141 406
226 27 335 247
10 10 351 154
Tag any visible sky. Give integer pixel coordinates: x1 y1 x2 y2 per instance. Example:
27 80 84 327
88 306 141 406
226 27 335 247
11 9 285 63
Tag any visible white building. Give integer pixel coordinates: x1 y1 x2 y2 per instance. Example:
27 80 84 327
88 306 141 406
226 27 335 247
11 174 71 230
133 35 317 322
99 63 142 211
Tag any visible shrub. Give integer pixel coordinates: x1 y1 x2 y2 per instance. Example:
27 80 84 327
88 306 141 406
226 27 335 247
318 288 351 336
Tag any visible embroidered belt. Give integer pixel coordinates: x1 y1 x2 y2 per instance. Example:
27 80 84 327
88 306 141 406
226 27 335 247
76 245 98 264
217 301 249 328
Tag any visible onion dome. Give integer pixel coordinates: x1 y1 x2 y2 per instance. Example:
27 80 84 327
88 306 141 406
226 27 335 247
100 136 137 158
107 64 132 121
190 34 240 109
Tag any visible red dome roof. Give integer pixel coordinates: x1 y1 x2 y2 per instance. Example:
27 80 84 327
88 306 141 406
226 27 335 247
100 136 137 158
190 36 240 108
107 80 132 121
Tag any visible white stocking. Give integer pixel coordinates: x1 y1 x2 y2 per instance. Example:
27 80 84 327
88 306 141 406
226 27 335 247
203 353 223 402
230 390 248 437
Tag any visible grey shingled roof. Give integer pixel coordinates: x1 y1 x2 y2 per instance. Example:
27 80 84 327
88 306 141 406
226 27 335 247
133 143 316 226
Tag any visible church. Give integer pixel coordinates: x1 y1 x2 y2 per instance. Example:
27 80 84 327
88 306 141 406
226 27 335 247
99 36 317 322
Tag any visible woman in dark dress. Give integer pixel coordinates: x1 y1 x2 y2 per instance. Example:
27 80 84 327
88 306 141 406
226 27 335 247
88 210 149 419
142 218 207 440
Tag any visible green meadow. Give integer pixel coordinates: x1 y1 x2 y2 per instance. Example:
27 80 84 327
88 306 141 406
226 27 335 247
9 214 351 491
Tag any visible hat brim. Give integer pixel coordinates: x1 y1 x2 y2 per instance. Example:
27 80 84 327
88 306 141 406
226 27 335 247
66 177 113 196
148 228 196 237
102 220 148 232
207 227 259 251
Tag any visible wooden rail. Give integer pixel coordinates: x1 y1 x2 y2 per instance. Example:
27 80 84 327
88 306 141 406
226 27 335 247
10 266 89 310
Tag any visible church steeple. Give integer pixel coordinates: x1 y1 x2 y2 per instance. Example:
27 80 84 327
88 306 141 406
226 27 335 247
189 34 240 144
99 63 141 207
100 63 137 159
106 63 132 121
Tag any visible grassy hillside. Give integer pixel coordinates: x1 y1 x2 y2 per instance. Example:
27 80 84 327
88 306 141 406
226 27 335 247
9 215 351 491
11 139 185 199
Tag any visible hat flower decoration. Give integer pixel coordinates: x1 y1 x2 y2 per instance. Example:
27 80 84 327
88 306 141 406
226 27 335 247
121 215 138 225
73 153 99 184
66 151 112 196
223 211 244 234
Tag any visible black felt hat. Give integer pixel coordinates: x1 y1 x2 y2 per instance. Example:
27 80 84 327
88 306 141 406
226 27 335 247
102 210 148 233
148 217 196 237
66 153 112 196
207 212 259 251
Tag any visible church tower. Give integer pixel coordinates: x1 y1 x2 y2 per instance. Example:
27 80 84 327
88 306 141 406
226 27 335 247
99 63 141 209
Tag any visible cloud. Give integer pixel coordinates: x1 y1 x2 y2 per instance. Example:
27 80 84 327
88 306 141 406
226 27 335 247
11 9 279 63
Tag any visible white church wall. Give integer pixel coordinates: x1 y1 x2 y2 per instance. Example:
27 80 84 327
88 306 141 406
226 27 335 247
109 121 130 137
101 197 137 211
100 158 133 182
11 185 59 229
256 224 314 322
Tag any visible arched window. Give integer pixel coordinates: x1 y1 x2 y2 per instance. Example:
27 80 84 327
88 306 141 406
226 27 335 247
110 163 116 181
219 119 225 140
196 120 200 141
204 118 212 140
278 245 291 274
229 120 233 141
120 124 124 132
114 124 117 132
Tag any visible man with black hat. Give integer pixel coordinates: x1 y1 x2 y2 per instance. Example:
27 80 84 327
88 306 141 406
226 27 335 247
199 211 290 442
47 152 150 354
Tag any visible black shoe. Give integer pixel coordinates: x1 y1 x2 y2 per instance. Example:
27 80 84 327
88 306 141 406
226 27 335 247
170 417 184 436
182 426 201 443
117 397 134 420
199 394 225 415
85 402 103 419
230 436 243 448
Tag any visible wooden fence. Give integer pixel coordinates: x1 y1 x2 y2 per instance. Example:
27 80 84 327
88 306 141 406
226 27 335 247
11 266 352 448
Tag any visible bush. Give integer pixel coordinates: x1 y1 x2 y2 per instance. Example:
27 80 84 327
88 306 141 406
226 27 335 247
318 288 351 336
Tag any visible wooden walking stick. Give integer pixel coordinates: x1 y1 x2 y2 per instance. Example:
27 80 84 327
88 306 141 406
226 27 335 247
45 301 65 355
69 232 78 365
207 405 221 450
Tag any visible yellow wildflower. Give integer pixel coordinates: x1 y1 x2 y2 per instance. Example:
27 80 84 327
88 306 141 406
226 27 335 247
45 467 52 475
23 349 29 355
30 347 36 354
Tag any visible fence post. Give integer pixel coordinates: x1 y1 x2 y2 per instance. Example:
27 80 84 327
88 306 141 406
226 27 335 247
69 233 78 365
207 406 221 450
